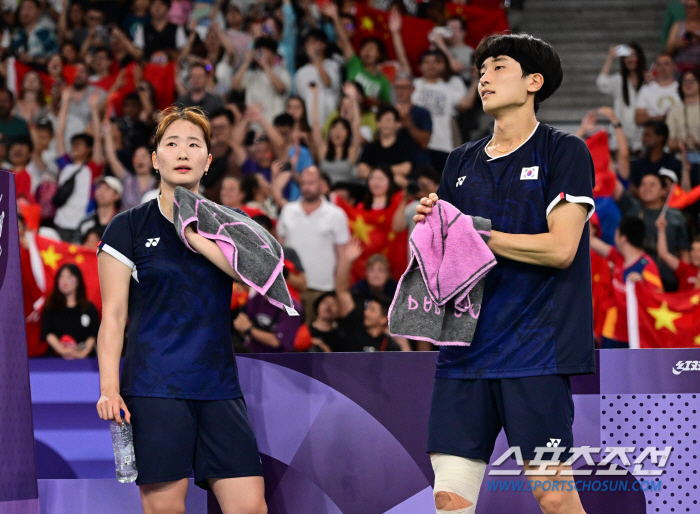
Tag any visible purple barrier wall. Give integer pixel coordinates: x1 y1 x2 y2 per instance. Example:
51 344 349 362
31 350 700 513
0 171 40 514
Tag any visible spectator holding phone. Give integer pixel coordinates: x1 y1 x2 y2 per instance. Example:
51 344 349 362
666 0 700 73
597 43 646 152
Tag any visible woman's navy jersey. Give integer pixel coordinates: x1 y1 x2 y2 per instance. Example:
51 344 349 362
98 198 242 400
436 123 596 379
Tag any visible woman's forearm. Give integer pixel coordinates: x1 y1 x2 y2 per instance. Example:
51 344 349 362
250 327 280 348
184 227 241 279
97 318 125 394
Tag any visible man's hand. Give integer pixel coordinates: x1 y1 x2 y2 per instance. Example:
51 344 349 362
413 193 439 223
655 213 668 232
388 9 402 34
320 1 338 20
233 312 253 333
345 237 364 262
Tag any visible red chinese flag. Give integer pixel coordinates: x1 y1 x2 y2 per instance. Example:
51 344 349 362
35 235 102 315
669 182 700 210
352 4 434 76
635 281 700 348
444 3 510 48
335 192 407 283
104 62 138 117
585 130 616 198
142 61 176 111
591 251 613 343
13 59 55 97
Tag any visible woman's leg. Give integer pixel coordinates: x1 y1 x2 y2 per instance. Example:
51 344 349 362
139 478 189 514
209 476 267 514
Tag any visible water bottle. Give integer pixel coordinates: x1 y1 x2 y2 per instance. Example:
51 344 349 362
110 421 138 483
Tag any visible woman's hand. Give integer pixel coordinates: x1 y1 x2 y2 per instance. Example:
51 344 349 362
413 193 439 223
233 312 253 334
97 391 131 425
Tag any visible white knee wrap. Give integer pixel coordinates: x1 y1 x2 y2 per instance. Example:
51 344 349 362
431 453 486 514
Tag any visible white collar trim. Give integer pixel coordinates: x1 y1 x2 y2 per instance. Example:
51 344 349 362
484 122 540 161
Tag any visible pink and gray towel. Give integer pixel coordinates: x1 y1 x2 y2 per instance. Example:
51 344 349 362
389 200 495 346
173 186 299 316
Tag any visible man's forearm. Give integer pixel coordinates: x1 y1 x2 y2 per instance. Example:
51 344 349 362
488 231 577 269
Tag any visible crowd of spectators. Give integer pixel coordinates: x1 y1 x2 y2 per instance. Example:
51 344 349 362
12 0 700 358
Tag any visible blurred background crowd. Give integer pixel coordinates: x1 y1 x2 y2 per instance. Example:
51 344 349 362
10 0 700 358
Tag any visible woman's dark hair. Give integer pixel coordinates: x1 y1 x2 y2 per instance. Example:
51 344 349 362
420 49 453 80
362 165 399 210
678 69 700 101
286 95 311 132
621 43 645 106
45 264 89 312
254 36 278 54
326 117 351 161
359 37 386 62
240 174 260 203
475 33 563 113
19 72 46 106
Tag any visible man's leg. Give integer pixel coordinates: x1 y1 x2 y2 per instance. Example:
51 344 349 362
524 461 586 514
209 476 267 514
431 453 486 513
139 478 189 514
427 378 501 514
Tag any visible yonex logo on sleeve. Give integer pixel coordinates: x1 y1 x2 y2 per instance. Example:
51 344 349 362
145 238 160 247
456 176 467 187
520 166 539 180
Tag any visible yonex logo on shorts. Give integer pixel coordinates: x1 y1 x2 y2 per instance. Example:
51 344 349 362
520 166 539 180
546 438 561 448
146 238 160 247
456 176 467 187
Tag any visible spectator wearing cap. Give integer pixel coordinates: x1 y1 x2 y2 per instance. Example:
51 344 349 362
131 0 187 61
393 71 433 168
0 89 30 139
175 62 225 115
616 172 690 291
11 0 58 68
635 54 680 125
76 176 121 243
294 29 341 129
322 2 391 104
629 121 682 192
357 105 413 188
231 37 291 123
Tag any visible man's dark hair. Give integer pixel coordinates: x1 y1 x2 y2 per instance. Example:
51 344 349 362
9 135 33 153
0 88 14 102
359 37 386 60
304 28 328 45
416 165 441 184
474 33 563 113
368 294 392 318
254 36 278 54
643 120 669 147
447 16 466 31
617 216 645 249
123 92 142 106
692 235 700 244
273 113 295 128
35 117 53 134
313 291 336 317
240 174 260 203
251 214 273 232
420 49 447 65
152 0 171 10
94 47 110 58
210 108 235 124
71 133 94 148
189 61 209 75
376 104 399 122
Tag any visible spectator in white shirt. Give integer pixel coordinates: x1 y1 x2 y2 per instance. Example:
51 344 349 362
277 166 350 321
294 29 341 128
597 43 646 152
635 53 681 125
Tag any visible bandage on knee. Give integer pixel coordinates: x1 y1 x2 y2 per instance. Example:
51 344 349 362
431 453 486 514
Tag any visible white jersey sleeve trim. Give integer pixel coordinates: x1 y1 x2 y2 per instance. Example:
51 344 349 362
98 243 135 269
546 193 596 221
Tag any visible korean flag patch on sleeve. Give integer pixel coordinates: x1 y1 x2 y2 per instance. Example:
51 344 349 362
520 166 539 180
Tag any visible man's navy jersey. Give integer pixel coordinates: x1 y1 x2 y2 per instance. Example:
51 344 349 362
98 198 242 400
436 123 596 379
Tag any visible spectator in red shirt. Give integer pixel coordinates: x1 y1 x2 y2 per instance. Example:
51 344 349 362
656 213 700 290
9 136 35 203
591 216 664 348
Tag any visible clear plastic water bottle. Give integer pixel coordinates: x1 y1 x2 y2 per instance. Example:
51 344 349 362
110 421 138 483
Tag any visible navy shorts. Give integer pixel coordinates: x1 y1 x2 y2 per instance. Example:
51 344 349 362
124 396 263 490
427 375 574 463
